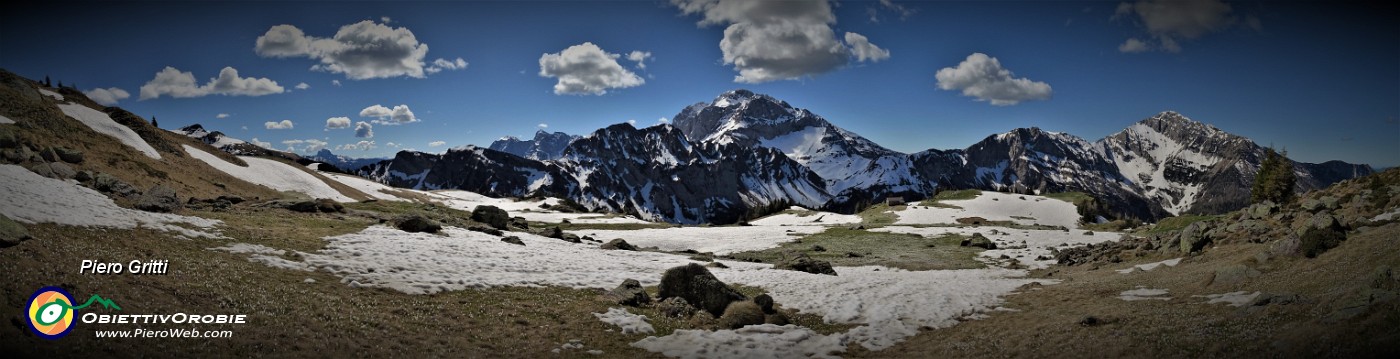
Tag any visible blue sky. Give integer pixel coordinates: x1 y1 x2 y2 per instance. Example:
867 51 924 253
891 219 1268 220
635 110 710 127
2 1 1396 167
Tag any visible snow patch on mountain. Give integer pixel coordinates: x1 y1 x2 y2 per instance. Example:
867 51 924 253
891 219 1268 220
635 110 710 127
0 164 220 238
184 145 352 201
58 103 161 159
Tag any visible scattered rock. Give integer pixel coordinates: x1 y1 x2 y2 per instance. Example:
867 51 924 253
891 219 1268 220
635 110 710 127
753 294 775 314
74 170 93 182
0 214 32 247
845 251 864 258
810 244 827 252
1319 196 1340 210
27 162 75 179
960 233 997 249
53 147 83 163
394 215 441 233
705 262 728 269
1247 201 1278 219
314 198 343 213
135 185 180 213
1299 198 1324 212
509 216 530 229
956 217 988 225
687 311 717 328
285 201 320 213
471 205 510 230
849 224 866 230
1307 212 1340 231
1179 221 1213 254
603 279 652 307
1078 316 1100 327
764 312 791 326
775 253 837 276
468 225 504 236
1268 233 1302 258
657 263 746 317
0 127 17 148
1083 231 1095 235
718 301 765 329
1209 264 1262 287
657 297 697 319
600 238 637 251
218 195 245 204
500 236 525 246
91 173 138 197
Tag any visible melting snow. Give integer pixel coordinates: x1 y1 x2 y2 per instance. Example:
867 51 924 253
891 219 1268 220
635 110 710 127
749 207 861 226
0 164 221 238
633 324 847 359
1194 291 1260 307
577 226 825 255
319 172 410 202
872 226 1121 270
185 145 352 202
1118 287 1171 301
39 88 64 100
594 308 655 334
0 114 14 124
1372 208 1400 222
893 191 1081 229
1116 258 1182 274
57 103 161 159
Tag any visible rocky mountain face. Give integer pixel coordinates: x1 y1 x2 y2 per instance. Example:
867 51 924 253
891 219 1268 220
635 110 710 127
175 124 269 156
670 90 930 208
488 130 579 161
360 91 1372 224
307 149 385 173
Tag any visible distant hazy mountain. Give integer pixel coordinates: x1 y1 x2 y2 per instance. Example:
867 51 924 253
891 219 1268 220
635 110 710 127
175 124 275 157
306 149 386 173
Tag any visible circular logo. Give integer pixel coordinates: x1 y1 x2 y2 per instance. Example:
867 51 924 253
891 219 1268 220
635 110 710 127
26 286 76 340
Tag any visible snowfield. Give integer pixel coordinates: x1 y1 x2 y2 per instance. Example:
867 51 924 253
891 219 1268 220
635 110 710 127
57 103 162 159
319 172 411 202
222 223 1053 356
894 191 1081 228
749 207 861 226
595 308 655 334
0 164 221 238
872 226 1122 269
577 225 826 255
184 145 353 202
1116 258 1182 274
0 114 14 124
39 88 64 100
427 190 649 224
1195 291 1261 307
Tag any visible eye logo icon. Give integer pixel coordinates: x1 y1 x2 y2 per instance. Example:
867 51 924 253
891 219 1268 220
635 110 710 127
27 286 76 339
25 286 121 340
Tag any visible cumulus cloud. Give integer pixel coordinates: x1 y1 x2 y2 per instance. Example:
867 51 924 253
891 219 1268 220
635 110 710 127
386 142 400 148
282 139 328 153
139 66 285 100
627 119 637 125
265 120 295 129
1113 0 1244 53
359 104 419 125
538 42 645 95
426 57 468 74
336 140 376 151
626 51 653 69
354 121 374 138
658 117 670 124
845 32 890 62
1118 38 1150 53
428 140 447 147
250 138 273 149
326 116 351 129
935 53 1052 106
84 87 130 106
673 0 889 83
255 21 466 79
869 0 916 23
216 113 230 119
332 80 342 86
537 123 548 129
295 82 310 90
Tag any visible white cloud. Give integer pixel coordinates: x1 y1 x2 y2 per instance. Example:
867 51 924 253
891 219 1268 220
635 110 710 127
216 113 230 119
426 57 468 74
139 66 285 100
326 116 351 129
626 51 653 69
935 53 1052 106
1113 0 1242 53
538 42 645 95
1118 38 1150 53
250 138 273 149
627 119 637 125
255 21 465 80
380 16 392 23
428 140 447 147
354 121 374 138
359 104 419 125
332 80 342 86
658 117 670 124
386 142 400 148
241 126 249 131
295 82 310 90
337 140 377 151
844 32 890 62
282 139 328 153
537 123 548 129
265 120 295 129
84 87 130 106
673 0 888 83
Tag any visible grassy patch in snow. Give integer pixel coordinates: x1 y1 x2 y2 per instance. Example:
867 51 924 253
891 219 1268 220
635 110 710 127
857 203 901 226
724 228 986 271
917 189 984 208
